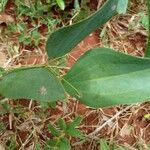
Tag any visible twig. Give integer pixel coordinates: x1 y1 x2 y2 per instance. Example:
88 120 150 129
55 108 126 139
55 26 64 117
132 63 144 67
19 129 35 150
73 105 135 147
88 105 134 137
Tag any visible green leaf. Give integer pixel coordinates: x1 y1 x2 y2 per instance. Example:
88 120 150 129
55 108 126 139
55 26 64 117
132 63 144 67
74 0 80 11
116 0 128 14
48 123 60 137
66 116 83 138
63 48 150 108
58 118 66 130
56 0 65 10
68 116 82 128
0 67 65 102
99 139 110 150
45 138 71 150
45 139 57 150
66 128 83 138
139 12 149 30
46 0 126 59
58 138 71 150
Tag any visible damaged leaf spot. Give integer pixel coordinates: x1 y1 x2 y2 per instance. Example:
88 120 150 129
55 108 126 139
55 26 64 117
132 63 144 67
40 86 47 96
111 5 116 11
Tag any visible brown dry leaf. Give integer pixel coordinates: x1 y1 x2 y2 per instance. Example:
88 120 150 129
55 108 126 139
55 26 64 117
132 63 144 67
0 52 7 67
0 14 14 24
0 144 5 150
120 124 133 137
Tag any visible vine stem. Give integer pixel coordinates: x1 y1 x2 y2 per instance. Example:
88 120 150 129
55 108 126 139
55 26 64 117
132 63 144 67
145 0 150 57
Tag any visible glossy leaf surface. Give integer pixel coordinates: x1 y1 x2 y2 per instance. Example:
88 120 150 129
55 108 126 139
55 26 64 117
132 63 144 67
64 48 150 108
0 67 65 102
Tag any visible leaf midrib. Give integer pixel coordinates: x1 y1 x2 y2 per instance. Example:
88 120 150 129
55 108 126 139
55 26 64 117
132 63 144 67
68 68 150 84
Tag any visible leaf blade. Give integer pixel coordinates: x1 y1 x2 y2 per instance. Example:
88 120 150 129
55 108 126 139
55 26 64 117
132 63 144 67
0 67 65 102
48 123 60 137
63 48 150 108
46 0 121 59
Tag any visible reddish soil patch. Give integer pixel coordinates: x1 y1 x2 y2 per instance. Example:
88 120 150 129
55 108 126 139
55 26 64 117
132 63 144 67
67 31 100 67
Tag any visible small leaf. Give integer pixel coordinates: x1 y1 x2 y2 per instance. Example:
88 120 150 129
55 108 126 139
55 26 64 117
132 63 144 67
68 116 82 128
66 116 83 138
0 67 65 102
56 0 65 10
139 12 149 30
45 138 71 150
44 139 57 150
48 123 60 137
66 128 83 138
63 48 150 108
58 118 66 130
58 138 71 150
46 0 122 59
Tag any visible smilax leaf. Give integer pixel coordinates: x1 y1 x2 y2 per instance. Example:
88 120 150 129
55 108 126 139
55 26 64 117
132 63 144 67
0 67 65 102
63 48 150 108
46 0 128 59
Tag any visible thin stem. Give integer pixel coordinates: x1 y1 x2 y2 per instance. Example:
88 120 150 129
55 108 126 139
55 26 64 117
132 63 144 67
46 66 81 98
145 0 150 57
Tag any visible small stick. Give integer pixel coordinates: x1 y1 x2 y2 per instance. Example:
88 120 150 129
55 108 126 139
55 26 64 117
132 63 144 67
88 105 134 137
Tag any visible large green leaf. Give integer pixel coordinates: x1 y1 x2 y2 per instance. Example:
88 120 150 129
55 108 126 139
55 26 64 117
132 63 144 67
0 67 65 102
63 48 150 108
46 0 128 59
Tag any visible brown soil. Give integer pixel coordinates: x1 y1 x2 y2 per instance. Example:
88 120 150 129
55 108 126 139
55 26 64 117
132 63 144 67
0 0 150 150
